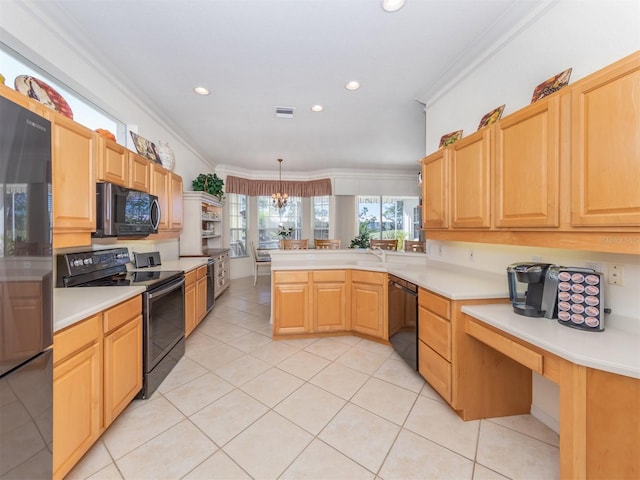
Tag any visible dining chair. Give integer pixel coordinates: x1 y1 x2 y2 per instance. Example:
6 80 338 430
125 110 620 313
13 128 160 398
369 239 398 250
404 240 425 252
250 240 271 286
281 239 309 250
314 239 341 249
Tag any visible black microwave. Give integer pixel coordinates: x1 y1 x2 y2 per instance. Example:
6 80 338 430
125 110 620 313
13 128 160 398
93 182 160 237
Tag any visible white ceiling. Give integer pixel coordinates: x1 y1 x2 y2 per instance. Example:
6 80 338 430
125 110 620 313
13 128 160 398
39 0 542 173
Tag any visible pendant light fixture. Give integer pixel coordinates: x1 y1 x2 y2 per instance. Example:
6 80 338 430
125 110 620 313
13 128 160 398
271 158 289 209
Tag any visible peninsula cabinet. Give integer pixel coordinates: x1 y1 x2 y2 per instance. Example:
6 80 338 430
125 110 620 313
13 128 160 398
351 270 387 339
449 127 492 229
311 270 349 332
494 95 560 228
569 52 640 228
51 113 96 249
53 296 142 480
273 271 311 335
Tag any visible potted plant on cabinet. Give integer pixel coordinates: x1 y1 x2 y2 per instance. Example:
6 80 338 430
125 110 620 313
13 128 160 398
192 173 225 201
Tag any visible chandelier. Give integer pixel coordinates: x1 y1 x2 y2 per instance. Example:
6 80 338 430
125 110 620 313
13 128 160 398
271 158 289 209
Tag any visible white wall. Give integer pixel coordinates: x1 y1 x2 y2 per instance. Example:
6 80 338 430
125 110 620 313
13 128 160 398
0 2 212 185
421 0 640 433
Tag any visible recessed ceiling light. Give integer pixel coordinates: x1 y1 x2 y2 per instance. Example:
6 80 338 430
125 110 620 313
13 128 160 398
381 0 406 12
311 105 324 112
345 81 360 91
193 86 210 96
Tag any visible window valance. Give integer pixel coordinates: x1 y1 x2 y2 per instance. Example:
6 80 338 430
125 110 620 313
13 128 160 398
225 175 332 197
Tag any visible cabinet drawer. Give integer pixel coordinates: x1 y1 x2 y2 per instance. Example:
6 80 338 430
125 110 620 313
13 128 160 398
419 288 451 319
418 306 451 361
465 317 543 374
418 340 451 403
196 265 207 280
312 270 346 282
274 271 309 284
54 314 102 365
103 296 142 334
185 269 197 286
351 270 385 285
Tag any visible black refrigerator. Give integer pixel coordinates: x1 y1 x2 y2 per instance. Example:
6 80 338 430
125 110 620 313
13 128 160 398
0 95 53 478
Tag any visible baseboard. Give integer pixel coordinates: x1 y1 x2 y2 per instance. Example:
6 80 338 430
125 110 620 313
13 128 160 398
530 404 560 434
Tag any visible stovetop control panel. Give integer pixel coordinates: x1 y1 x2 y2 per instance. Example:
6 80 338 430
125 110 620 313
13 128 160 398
57 247 131 278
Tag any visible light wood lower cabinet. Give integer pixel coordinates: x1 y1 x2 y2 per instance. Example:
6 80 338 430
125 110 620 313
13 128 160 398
273 271 311 335
53 314 102 480
312 270 349 332
196 265 208 324
0 282 43 361
53 296 142 480
351 270 387 339
185 269 197 336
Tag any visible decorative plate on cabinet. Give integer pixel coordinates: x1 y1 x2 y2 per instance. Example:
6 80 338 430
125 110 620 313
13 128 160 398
14 75 74 119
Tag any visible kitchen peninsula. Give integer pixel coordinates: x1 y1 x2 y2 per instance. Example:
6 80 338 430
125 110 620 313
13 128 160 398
270 249 640 480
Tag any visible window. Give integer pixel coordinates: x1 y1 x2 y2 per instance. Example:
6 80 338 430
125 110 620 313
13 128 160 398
228 194 247 258
258 196 302 249
313 196 329 240
356 195 419 246
1 46 119 137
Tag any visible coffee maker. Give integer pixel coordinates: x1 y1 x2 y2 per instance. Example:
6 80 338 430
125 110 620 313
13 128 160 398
507 263 562 318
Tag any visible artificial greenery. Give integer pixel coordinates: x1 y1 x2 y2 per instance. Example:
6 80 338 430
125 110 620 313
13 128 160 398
349 224 371 248
192 173 225 200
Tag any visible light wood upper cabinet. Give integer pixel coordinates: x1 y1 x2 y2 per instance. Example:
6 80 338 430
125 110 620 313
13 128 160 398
150 164 170 231
96 137 128 186
570 53 640 227
422 149 449 229
170 172 184 230
449 128 492 229
494 95 560 228
51 113 96 248
128 152 150 193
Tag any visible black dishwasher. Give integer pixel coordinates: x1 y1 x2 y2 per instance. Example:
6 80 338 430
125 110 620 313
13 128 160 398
388 274 418 370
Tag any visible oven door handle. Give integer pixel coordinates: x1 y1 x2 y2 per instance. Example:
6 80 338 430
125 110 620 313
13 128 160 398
147 277 185 299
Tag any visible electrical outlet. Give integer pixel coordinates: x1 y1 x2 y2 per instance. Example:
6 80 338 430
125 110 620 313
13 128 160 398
608 265 625 286
467 249 474 261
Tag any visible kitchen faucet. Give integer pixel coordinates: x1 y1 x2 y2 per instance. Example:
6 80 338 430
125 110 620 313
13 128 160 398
367 246 386 263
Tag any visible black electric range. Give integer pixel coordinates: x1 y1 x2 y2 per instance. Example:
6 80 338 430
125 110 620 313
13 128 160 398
56 247 186 399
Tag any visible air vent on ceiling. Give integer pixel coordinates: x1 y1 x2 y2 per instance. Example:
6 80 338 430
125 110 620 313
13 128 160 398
275 106 295 118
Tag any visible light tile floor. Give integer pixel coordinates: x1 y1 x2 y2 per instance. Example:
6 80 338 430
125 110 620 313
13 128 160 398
67 276 559 480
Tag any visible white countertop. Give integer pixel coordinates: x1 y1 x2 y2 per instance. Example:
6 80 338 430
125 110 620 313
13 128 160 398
53 257 209 332
54 286 146 332
270 250 508 300
461 303 640 379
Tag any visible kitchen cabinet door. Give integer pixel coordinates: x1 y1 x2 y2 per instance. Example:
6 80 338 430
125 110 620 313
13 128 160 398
0 282 43 361
570 53 640 227
312 270 348 332
196 266 208 324
184 270 197 336
129 152 150 193
273 271 310 335
51 113 96 248
53 315 102 480
169 172 184 230
96 136 128 186
150 164 170 231
422 149 449 229
449 128 491 229
350 271 386 339
103 297 143 427
494 95 560 228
